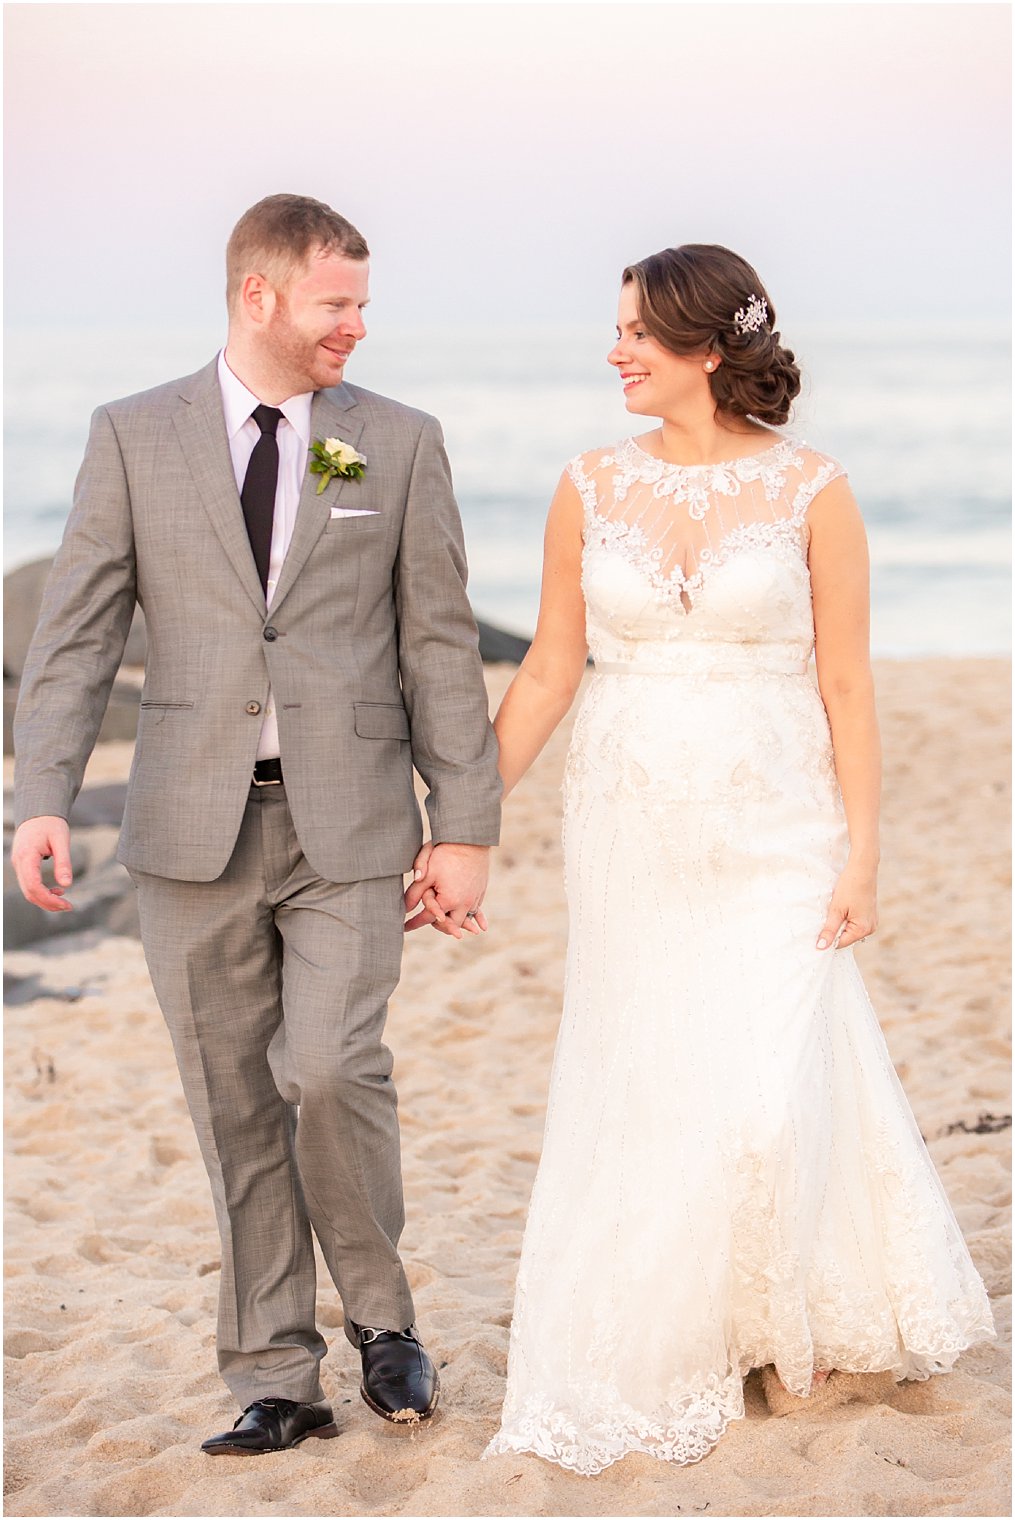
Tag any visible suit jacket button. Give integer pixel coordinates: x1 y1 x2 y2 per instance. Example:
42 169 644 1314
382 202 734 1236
245 701 262 716
263 626 278 642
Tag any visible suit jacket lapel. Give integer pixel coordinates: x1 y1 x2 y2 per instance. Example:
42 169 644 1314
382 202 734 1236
268 384 364 617
172 360 266 616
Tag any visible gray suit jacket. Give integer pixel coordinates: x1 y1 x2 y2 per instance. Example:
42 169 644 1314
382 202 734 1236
14 358 502 882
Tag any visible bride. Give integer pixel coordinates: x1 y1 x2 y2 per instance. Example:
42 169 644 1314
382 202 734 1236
469 244 994 1474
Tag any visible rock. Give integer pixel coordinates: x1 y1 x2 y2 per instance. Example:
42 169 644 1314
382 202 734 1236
3 558 147 679
4 797 131 952
2 857 138 951
2 561 53 679
476 620 530 664
65 825 122 876
3 974 102 1007
3 973 46 1006
68 786 128 829
103 887 141 940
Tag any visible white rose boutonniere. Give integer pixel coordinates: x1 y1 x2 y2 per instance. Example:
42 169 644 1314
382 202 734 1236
309 436 367 493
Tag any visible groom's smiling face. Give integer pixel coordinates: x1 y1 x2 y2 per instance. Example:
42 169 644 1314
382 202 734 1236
265 248 370 393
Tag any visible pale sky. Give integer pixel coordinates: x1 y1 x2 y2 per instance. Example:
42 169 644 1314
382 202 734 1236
3 1 1012 330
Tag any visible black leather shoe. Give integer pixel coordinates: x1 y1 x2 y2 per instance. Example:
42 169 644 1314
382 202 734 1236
201 1397 338 1455
356 1324 440 1422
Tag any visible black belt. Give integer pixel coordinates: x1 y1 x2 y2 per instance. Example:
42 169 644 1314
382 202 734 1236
252 757 284 787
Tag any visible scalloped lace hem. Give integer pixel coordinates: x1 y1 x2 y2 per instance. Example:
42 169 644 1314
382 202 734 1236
483 1420 732 1476
482 1387 741 1476
481 1332 996 1476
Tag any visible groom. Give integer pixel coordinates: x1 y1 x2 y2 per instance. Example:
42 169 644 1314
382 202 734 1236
11 194 502 1453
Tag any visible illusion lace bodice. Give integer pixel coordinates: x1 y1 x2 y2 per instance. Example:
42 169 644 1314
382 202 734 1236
570 435 844 674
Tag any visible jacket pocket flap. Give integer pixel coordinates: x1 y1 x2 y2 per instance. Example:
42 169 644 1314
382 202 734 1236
354 702 410 740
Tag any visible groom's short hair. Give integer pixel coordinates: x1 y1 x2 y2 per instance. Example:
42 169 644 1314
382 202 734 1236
226 194 369 309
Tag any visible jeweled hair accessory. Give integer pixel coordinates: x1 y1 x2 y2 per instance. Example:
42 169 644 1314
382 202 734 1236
733 294 769 335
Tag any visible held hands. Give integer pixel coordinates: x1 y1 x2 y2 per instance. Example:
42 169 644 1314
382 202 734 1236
11 816 74 912
816 857 878 951
404 841 490 940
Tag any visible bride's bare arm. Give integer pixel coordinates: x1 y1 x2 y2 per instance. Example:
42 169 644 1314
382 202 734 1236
808 475 881 948
404 471 586 932
494 470 589 798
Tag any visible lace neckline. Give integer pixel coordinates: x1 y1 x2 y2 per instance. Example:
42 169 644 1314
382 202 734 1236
623 433 798 474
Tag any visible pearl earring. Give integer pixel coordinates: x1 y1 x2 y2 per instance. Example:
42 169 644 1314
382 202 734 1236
704 361 715 372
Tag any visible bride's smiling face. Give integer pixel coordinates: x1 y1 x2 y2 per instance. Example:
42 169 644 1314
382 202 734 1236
608 283 712 417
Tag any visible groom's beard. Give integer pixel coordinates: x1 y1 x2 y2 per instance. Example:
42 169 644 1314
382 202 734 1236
264 303 353 394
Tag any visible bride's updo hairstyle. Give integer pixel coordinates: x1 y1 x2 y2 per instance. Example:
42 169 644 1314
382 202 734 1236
622 245 801 426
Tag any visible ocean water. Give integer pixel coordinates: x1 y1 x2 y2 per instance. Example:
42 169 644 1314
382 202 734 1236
4 324 1010 656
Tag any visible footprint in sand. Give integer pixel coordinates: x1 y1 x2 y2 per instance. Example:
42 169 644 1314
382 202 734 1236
150 1136 188 1167
404 1260 438 1290
76 1234 130 1265
4 1329 63 1358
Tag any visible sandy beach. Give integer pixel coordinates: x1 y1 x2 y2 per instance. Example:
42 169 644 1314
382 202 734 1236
4 658 1011 1518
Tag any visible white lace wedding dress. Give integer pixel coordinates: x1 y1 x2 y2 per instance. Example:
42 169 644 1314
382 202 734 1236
485 435 994 1475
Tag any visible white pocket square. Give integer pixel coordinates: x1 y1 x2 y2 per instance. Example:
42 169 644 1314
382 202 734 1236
330 507 380 518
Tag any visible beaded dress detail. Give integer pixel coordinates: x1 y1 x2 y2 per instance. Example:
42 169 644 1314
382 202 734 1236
485 436 994 1475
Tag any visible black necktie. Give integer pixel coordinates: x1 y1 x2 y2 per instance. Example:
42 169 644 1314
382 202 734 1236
240 405 284 594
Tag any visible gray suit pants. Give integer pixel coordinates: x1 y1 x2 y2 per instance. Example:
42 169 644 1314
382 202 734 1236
130 782 416 1405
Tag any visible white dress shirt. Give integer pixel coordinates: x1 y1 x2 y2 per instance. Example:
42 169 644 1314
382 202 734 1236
217 350 314 761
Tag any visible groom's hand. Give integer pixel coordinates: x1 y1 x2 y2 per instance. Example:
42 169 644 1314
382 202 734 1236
11 816 74 912
404 842 490 939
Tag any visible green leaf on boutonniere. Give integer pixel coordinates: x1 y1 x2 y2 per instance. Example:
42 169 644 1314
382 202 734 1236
310 436 367 493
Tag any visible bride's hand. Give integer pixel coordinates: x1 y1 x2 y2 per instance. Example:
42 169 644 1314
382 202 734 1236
816 860 878 950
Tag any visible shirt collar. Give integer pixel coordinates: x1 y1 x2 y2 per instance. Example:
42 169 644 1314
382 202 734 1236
217 349 314 448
